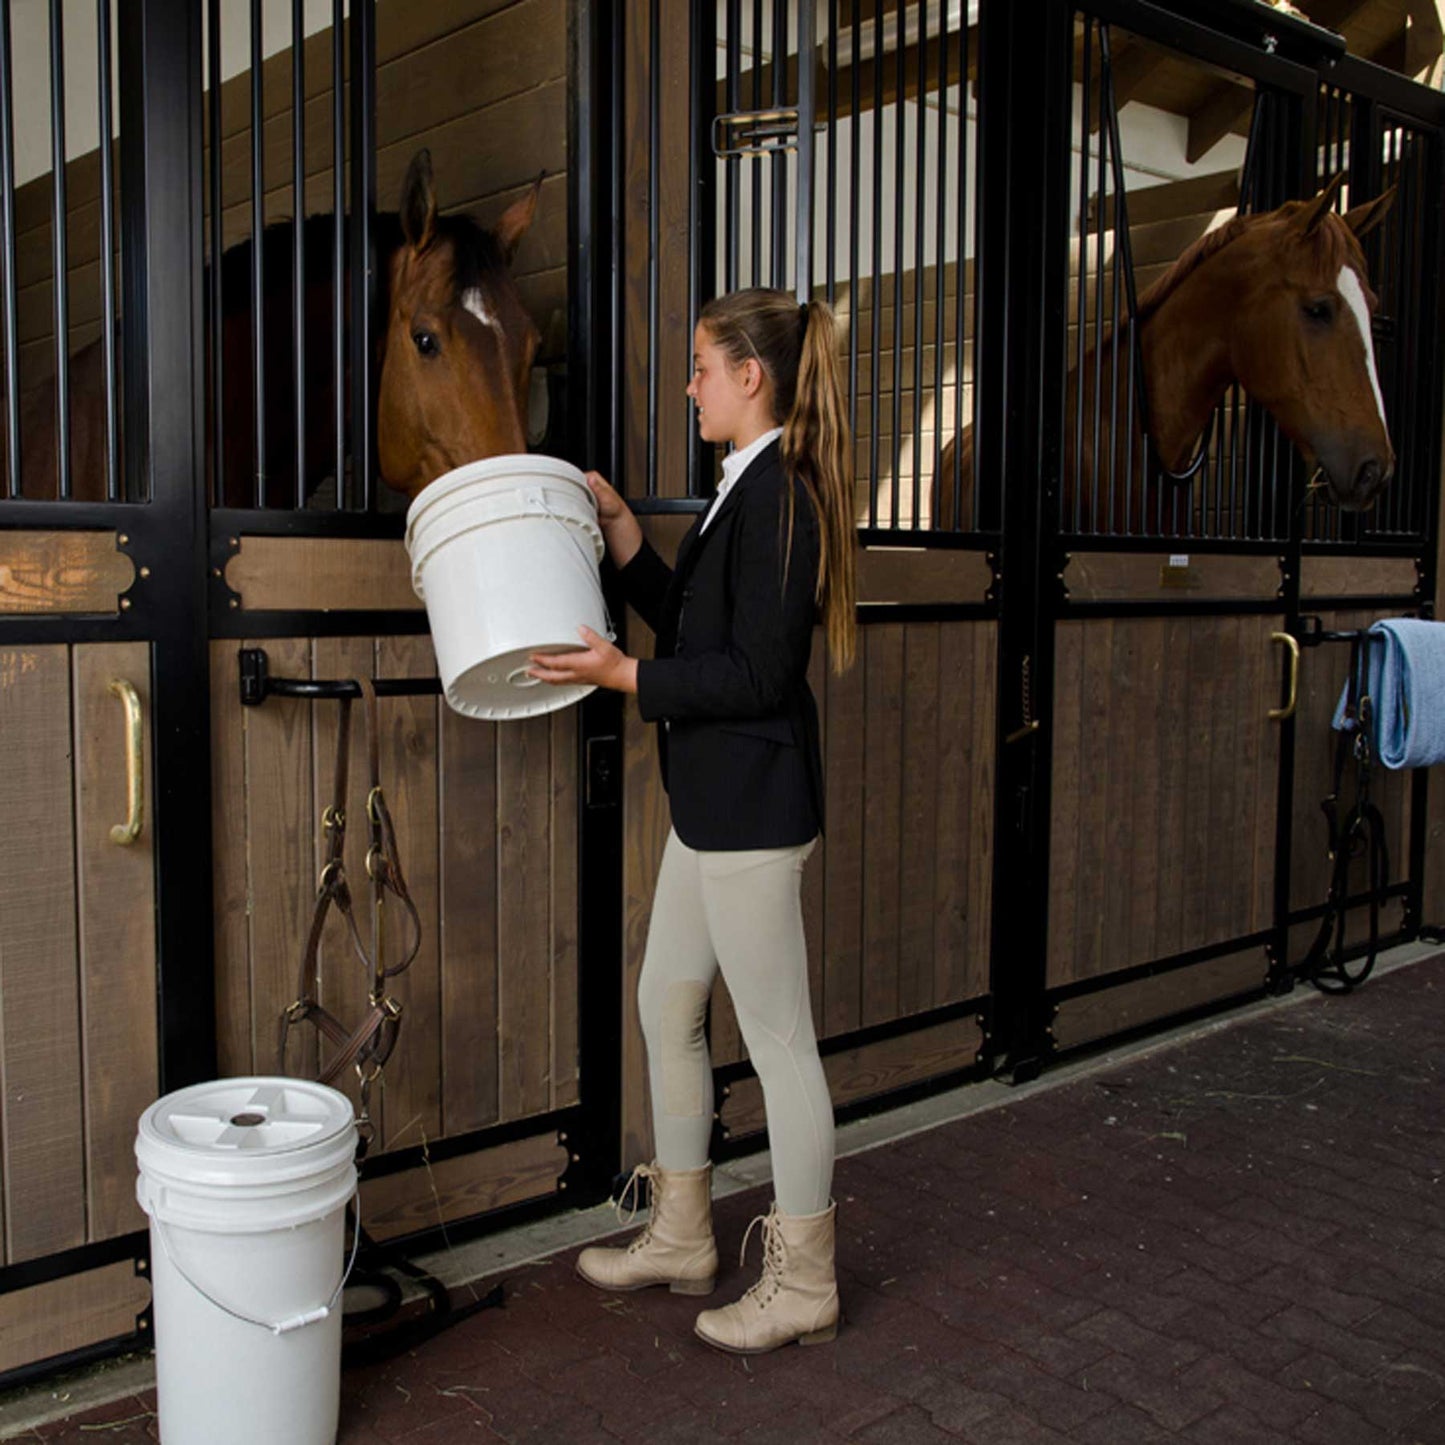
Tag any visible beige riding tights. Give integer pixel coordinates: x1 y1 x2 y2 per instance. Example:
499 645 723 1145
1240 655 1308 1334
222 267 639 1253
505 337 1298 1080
637 828 834 1217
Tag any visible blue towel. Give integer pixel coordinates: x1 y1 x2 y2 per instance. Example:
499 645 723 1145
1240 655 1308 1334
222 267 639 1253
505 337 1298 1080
1332 617 1445 769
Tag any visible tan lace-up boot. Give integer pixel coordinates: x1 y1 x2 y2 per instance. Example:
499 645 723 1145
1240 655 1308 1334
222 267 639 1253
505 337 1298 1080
576 1162 718 1295
693 1201 838 1353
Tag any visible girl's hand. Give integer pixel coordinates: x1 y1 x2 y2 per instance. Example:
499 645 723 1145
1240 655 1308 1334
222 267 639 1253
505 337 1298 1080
528 626 639 694
585 471 628 526
585 471 643 568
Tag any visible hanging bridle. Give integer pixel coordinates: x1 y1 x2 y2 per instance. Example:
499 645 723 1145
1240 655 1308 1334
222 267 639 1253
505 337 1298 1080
277 679 422 1154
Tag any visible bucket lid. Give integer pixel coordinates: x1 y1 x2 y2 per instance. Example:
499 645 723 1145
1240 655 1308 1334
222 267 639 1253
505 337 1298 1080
136 1077 356 1187
405 453 592 552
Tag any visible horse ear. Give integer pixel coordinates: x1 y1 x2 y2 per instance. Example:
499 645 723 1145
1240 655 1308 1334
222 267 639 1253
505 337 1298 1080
401 149 438 254
1343 185 1396 240
494 172 544 264
1295 172 1347 237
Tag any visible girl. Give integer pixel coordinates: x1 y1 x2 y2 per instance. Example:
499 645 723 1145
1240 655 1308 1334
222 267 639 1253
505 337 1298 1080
528 287 856 1354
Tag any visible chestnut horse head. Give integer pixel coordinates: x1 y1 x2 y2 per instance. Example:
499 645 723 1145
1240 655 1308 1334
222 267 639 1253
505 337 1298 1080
377 150 542 501
1138 173 1396 511
936 177 1398 529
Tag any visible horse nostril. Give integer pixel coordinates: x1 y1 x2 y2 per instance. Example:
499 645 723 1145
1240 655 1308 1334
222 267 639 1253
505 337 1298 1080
1355 458 1384 497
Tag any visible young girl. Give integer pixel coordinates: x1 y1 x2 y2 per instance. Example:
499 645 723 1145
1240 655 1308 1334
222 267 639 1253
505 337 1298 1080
528 287 856 1354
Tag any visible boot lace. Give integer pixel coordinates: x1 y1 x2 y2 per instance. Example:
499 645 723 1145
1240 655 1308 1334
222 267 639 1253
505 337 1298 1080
616 1163 660 1254
737 1204 789 1308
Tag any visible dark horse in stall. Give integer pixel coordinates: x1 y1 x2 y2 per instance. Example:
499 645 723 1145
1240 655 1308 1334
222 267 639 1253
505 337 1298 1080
937 176 1397 530
1 148 542 506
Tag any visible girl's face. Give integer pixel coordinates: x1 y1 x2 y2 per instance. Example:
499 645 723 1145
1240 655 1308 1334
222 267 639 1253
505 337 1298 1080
686 323 759 445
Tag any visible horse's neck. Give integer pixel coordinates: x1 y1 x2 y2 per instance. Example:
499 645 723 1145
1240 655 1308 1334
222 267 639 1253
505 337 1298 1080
1136 283 1235 473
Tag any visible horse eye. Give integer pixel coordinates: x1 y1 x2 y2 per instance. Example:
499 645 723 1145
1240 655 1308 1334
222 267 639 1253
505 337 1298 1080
1303 299 1334 324
413 330 439 357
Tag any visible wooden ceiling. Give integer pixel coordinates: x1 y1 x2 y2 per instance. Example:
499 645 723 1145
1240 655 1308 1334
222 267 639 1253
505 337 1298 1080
1084 0 1445 163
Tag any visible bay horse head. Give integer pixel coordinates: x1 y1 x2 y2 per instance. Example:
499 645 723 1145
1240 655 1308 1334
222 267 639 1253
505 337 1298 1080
377 149 542 501
1139 174 1396 512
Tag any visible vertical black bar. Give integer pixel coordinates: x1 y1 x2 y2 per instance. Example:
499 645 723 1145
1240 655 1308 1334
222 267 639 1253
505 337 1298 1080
250 0 265 507
910 0 926 528
292 0 305 509
889 0 905 526
750 0 762 285
97 0 119 501
689 0 716 497
50 0 71 498
331 0 344 504
932 0 947 526
1073 19 1089 535
794 0 815 304
207 0 223 507
0 0 16 497
981 0 1071 1080
349 0 376 511
825 0 836 306
868 0 881 528
847 0 859 493
953 12 967 529
771 0 788 290
725 0 740 295
569 0 625 1199
119 0 216 1089
646 0 658 497
1090 55 1106 535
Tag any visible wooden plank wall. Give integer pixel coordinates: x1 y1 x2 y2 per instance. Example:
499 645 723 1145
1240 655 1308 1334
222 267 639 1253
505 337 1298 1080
1048 614 1282 987
0 643 157 1266
209 636 578 1155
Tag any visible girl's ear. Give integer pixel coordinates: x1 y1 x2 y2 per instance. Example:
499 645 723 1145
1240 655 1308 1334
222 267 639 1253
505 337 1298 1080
743 358 762 396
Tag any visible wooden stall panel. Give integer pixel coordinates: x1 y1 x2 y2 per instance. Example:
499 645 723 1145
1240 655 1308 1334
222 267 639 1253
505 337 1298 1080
1049 615 1282 988
720 1018 984 1142
0 1260 149 1376
0 532 134 614
1052 947 1269 1051
73 643 158 1242
0 645 85 1264
211 633 580 1170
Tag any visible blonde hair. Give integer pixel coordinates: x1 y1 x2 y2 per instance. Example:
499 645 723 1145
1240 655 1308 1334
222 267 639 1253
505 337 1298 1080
699 288 857 672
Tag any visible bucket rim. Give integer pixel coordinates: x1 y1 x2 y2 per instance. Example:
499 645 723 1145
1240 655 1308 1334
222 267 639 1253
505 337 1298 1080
136 1076 357 1176
405 453 591 530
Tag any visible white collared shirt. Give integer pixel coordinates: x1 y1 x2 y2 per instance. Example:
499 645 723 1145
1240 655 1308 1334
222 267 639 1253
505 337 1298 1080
699 426 783 533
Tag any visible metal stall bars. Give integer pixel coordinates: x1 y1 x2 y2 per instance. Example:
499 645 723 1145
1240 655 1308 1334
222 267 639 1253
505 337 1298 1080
207 0 378 525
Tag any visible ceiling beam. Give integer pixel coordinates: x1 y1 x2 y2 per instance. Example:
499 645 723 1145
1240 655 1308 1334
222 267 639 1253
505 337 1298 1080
1088 39 1162 133
1184 0 1376 165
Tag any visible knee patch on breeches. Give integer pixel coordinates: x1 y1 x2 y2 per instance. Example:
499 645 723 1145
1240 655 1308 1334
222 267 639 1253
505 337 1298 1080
660 980 711 1117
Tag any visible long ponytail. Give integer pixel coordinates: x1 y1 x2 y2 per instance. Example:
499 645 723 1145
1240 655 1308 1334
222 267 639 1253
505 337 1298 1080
698 289 858 672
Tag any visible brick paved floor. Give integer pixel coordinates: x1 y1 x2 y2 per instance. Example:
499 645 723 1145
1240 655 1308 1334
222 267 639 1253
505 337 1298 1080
15 954 1445 1443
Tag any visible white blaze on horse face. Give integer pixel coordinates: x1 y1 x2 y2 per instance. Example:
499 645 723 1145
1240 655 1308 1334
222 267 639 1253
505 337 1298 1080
1336 264 1388 438
461 286 499 332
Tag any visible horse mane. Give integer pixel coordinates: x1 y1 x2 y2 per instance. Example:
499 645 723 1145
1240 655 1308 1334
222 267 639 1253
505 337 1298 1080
1131 201 1364 326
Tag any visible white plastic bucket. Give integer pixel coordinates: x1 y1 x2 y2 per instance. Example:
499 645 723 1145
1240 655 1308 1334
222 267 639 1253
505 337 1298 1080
135 1077 358 1445
405 454 610 720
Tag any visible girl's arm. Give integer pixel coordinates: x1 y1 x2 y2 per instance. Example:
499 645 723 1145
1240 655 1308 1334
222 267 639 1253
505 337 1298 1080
589 470 672 632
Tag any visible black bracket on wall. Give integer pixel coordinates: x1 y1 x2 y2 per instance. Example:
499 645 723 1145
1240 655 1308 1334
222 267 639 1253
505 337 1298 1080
238 646 443 707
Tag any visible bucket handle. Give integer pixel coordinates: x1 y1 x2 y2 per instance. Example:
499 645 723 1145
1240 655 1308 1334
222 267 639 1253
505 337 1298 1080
151 1194 362 1336
527 488 616 643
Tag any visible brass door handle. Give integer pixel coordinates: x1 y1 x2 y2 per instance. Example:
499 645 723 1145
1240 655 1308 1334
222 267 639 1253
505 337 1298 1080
108 678 144 844
1268 632 1300 722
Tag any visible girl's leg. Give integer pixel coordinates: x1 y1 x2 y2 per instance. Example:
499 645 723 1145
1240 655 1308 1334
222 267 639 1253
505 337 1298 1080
696 840 833 1215
637 828 720 1169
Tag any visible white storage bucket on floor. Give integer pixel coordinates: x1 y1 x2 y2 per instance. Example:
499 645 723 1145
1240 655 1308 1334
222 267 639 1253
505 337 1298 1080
135 1077 358 1445
405 454 610 720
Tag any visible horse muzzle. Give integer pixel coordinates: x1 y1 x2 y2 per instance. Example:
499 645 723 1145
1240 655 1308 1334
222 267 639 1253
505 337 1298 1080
1315 440 1395 512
